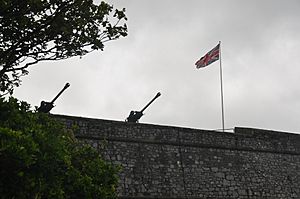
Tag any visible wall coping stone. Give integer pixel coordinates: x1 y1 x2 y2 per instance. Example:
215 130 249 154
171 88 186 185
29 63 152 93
53 114 300 155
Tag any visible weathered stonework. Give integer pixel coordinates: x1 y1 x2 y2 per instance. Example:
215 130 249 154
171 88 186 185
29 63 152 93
55 114 300 199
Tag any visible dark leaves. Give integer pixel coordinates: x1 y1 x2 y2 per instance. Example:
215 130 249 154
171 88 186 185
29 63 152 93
0 0 128 95
0 97 119 198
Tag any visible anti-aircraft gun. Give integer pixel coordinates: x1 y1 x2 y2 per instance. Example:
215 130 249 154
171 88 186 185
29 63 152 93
37 83 70 113
126 92 161 123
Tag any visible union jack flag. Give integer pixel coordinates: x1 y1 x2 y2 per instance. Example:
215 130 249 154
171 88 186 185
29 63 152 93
195 44 220 69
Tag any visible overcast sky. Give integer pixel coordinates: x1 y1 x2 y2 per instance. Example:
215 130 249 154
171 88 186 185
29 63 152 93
14 0 300 133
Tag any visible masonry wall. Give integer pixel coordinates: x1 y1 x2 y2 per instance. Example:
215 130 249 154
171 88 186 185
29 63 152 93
55 115 300 199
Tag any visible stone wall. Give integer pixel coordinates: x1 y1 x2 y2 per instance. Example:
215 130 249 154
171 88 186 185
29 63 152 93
55 115 300 199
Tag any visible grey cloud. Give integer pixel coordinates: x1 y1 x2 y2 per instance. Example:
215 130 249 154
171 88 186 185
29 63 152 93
14 0 300 133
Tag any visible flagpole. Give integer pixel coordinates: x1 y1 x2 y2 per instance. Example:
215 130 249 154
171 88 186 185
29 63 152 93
219 41 225 132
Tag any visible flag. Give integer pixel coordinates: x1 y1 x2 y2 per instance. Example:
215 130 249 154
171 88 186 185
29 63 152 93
195 44 220 69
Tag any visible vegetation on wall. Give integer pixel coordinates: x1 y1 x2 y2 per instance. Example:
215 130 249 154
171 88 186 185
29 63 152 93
0 97 119 198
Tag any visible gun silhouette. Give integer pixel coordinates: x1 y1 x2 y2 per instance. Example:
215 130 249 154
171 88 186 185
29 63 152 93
126 92 161 123
37 83 70 113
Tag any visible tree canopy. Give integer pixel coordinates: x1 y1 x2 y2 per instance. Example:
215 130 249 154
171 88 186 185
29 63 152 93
0 97 119 198
0 0 127 95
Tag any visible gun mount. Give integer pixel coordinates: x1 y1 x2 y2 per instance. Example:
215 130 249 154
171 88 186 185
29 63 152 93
126 92 161 123
37 83 70 113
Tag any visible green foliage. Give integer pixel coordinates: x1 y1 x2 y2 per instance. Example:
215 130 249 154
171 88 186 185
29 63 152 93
0 0 128 95
0 97 119 198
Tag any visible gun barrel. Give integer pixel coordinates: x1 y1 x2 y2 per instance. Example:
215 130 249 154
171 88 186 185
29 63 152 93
140 92 161 113
50 83 70 104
